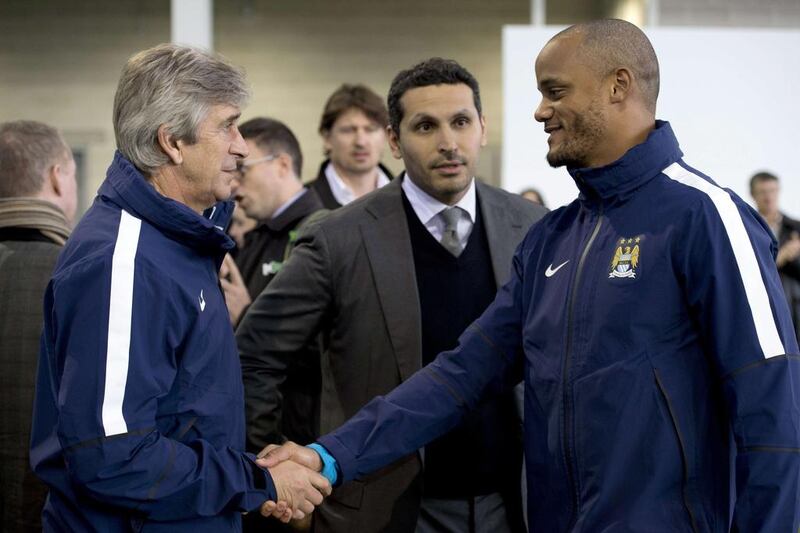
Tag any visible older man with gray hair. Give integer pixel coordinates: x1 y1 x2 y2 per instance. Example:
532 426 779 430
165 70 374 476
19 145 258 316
29 44 330 532
0 120 76 532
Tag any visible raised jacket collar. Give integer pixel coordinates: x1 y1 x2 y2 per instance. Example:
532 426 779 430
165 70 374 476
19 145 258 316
97 151 234 254
569 120 683 206
262 188 325 233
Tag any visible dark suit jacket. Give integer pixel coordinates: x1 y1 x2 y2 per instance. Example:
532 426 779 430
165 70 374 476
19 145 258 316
236 188 326 301
777 213 800 342
0 229 62 532
307 160 395 210
235 188 327 450
237 177 546 532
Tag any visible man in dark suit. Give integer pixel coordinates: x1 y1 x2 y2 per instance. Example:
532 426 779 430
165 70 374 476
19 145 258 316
0 120 77 532
237 58 546 532
219 117 327 452
308 84 395 209
221 117 326 327
750 171 800 343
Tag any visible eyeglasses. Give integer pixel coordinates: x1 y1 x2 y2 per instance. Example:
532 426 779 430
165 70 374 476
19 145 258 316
236 154 278 173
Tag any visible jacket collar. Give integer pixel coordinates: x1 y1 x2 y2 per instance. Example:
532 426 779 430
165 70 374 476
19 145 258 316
568 120 682 206
315 159 396 182
98 151 234 254
262 188 325 232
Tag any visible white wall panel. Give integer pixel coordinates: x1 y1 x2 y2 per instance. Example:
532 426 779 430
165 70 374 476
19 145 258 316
502 26 800 217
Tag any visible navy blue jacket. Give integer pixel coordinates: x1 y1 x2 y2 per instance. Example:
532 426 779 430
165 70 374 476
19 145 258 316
318 122 800 532
30 153 277 531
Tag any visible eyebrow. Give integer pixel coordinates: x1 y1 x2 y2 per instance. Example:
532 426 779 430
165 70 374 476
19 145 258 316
408 108 474 123
537 77 567 89
221 112 242 125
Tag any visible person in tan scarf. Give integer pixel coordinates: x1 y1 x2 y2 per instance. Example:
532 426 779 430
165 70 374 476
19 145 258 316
0 120 76 532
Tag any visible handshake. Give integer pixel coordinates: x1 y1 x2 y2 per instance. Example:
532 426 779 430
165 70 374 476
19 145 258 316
256 442 332 524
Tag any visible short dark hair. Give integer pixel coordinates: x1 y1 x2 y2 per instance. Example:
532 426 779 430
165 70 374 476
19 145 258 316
318 84 389 135
750 171 779 195
238 117 303 178
555 19 660 113
0 120 71 198
387 57 482 135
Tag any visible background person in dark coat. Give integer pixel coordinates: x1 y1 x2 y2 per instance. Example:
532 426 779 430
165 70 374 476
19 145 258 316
750 171 800 343
0 120 77 533
221 117 326 327
222 117 328 449
307 84 393 209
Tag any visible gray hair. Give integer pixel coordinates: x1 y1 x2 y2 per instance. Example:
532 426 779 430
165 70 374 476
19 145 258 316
0 120 71 198
113 43 250 176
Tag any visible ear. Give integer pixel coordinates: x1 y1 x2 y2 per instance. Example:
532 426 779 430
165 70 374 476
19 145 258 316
479 115 488 147
276 152 293 178
321 130 332 155
47 163 63 196
609 67 633 104
387 125 403 160
157 124 183 165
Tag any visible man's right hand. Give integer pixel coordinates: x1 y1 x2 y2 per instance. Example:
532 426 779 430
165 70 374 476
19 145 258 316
776 232 800 268
219 253 252 325
258 441 323 471
261 458 330 523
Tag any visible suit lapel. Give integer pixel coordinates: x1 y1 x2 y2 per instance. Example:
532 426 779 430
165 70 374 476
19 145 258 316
360 179 422 381
478 181 525 287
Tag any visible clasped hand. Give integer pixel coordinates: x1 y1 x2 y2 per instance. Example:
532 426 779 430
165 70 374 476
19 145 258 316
257 442 330 523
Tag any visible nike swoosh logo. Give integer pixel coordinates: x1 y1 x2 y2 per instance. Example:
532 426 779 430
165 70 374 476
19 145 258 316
198 289 206 312
545 260 569 278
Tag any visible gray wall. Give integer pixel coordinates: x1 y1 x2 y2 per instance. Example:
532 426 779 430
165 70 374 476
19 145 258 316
1 0 797 213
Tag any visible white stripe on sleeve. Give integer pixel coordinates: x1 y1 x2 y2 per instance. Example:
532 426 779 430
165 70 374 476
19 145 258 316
102 210 142 436
663 162 785 359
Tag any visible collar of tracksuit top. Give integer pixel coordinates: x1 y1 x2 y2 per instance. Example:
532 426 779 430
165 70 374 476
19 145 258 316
311 120 685 487
98 151 235 257
568 120 682 209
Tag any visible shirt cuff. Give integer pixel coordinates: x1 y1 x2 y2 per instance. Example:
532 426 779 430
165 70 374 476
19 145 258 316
307 443 339 485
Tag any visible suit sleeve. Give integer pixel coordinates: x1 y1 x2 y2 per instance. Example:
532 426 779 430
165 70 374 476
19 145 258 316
49 256 275 520
318 241 528 483
679 193 800 532
237 224 334 451
778 219 800 281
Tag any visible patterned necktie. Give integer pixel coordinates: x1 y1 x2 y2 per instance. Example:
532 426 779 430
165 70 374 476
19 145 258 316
439 207 463 257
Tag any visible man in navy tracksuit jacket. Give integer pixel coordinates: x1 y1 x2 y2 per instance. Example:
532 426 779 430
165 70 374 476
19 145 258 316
29 44 328 531
263 20 800 532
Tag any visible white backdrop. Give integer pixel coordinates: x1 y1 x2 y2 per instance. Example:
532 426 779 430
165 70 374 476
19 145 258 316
502 26 800 219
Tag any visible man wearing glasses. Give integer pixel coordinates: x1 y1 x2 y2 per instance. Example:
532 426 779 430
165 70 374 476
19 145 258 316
221 117 326 327
220 117 328 533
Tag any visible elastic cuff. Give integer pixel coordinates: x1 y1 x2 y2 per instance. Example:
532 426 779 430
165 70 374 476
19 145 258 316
307 443 339 485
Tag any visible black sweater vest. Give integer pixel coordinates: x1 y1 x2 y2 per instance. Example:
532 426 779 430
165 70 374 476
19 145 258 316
402 194 522 498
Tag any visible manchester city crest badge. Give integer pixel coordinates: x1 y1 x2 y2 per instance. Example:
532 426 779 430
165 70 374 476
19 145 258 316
609 237 642 279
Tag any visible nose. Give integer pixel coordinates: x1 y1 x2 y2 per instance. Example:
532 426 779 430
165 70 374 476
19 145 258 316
231 126 249 158
534 98 552 123
354 128 367 147
437 126 458 154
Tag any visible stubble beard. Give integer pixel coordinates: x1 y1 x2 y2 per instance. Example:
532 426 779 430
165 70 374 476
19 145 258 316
546 100 606 169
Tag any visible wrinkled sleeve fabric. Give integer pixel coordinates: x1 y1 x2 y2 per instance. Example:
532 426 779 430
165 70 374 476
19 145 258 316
678 185 800 532
48 255 275 520
237 224 334 451
318 242 528 483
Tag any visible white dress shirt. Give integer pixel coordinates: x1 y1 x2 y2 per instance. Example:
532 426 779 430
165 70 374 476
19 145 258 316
324 162 391 206
401 174 476 251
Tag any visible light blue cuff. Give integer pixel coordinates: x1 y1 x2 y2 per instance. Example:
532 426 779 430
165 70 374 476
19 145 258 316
307 443 338 485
